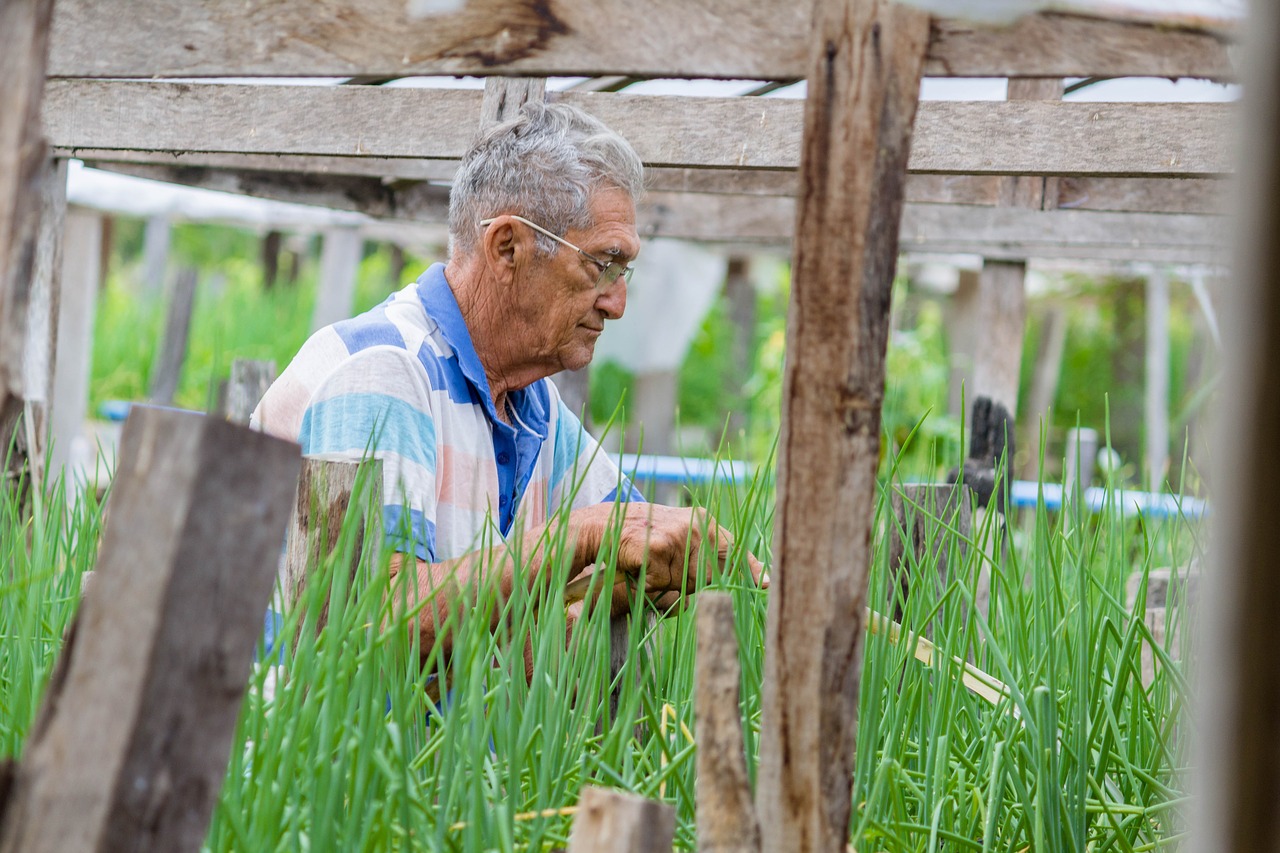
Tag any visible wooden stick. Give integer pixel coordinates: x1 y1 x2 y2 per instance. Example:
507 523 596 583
756 1 930 851
0 407 301 853
566 786 674 853
148 266 198 405
695 592 761 853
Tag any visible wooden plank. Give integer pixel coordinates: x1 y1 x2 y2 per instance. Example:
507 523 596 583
695 593 761 853
44 80 1235 177
148 267 198 406
478 77 547 129
45 1 1235 80
1058 176 1226 215
283 458 381 635
756 2 930 851
223 359 276 425
18 158 67 483
0 406 300 853
0 0 56 470
81 161 1231 261
1145 268 1170 491
312 227 363 331
1193 2 1280 832
48 207 100 478
566 786 675 853
72 147 1227 213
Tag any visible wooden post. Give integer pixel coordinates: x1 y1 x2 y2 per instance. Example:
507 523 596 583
16 158 67 484
970 79 1063 431
724 256 756 440
49 208 102 478
478 77 547 128
0 0 56 476
756 1 929 851
1145 267 1170 493
148 266 198 406
223 358 276 425
695 593 760 853
566 786 674 853
311 226 362 332
945 269 979 419
0 407 300 853
283 457 382 632
141 214 170 296
1194 0 1280 846
887 484 978 622
1022 303 1068 476
551 368 592 430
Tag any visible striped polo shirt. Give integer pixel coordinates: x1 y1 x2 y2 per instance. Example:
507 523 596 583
252 263 640 563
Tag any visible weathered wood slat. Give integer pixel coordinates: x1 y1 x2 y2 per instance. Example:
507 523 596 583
0 0 56 467
566 787 675 853
46 1 1235 80
695 593 760 853
0 407 300 853
83 162 1227 262
44 80 1234 177
756 1 930 851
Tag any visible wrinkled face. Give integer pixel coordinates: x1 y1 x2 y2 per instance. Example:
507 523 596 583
516 189 640 372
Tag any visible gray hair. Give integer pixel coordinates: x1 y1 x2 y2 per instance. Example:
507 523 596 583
448 100 645 258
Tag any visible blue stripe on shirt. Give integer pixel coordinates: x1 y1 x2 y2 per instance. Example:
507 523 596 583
299 393 438 474
383 504 438 562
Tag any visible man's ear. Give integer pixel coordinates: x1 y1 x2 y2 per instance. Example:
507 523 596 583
481 218 520 287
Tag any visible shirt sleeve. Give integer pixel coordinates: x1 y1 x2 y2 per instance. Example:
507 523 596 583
296 346 441 562
548 398 644 510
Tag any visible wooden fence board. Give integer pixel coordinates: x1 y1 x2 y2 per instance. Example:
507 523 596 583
44 80 1235 177
0 407 300 853
566 787 675 853
0 0 56 466
756 1 930 850
46 1 1234 80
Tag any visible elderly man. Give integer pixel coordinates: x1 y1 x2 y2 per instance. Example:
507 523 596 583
254 101 762 659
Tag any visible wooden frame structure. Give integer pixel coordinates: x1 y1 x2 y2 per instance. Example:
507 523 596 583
1 0 1265 851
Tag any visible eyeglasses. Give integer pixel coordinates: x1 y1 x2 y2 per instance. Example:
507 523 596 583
479 215 635 291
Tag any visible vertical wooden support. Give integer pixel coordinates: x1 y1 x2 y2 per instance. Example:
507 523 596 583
695 593 760 853
945 269 979 418
1022 303 1067 473
971 79 1063 430
566 786 674 853
887 485 978 622
0 407 301 853
0 0 55 470
49 208 102 478
223 358 277 425
1064 427 1098 497
724 256 756 439
141 215 171 296
1145 267 1170 492
18 159 68 481
479 77 547 127
630 369 678 456
148 267 198 406
1194 0 1280 847
311 227 363 332
551 367 591 429
283 457 382 631
756 1 929 851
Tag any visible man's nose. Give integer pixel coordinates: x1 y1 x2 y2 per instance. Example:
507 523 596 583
596 279 627 320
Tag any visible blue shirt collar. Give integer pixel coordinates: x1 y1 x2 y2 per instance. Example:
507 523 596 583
415 263 549 440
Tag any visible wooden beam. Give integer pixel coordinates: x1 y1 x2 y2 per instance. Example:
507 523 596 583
0 0 56 467
0 407 300 853
312 227 363 331
1144 267 1170 492
44 80 1235 177
87 162 1229 262
756 1 929 851
1194 0 1280 846
71 146 1228 213
46 1 1235 80
148 267 198 406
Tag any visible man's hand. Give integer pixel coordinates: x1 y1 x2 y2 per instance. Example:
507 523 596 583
570 502 767 603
